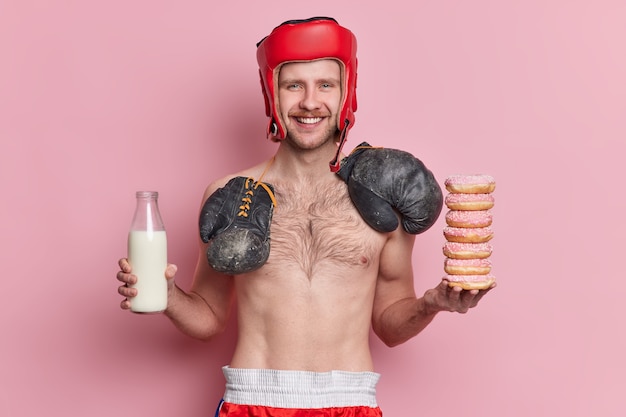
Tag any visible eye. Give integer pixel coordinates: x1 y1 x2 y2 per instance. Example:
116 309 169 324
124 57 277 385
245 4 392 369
320 82 338 91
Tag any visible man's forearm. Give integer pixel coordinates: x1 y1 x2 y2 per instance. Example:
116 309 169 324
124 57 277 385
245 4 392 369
164 285 227 341
374 296 439 347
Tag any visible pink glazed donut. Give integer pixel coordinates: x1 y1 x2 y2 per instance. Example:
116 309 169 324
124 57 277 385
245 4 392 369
444 258 492 275
443 226 493 243
445 174 496 194
445 210 493 228
445 274 496 290
445 193 494 211
443 242 493 259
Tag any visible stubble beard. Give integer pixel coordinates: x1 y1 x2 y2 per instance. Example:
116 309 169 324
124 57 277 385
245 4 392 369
284 120 340 152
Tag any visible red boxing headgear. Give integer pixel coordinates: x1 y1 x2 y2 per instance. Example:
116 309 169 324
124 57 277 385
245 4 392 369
256 17 358 152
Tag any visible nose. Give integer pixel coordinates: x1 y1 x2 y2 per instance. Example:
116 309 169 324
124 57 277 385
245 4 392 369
299 87 322 110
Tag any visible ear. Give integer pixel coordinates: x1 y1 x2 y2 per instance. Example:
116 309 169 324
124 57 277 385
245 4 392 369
266 119 281 142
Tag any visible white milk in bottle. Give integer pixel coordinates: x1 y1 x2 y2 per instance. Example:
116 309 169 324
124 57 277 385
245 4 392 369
127 191 168 313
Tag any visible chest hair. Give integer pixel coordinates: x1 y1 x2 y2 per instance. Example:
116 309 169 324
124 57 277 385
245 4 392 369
268 180 379 277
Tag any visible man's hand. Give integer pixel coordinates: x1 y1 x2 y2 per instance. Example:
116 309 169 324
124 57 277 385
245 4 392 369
116 258 177 310
423 279 496 314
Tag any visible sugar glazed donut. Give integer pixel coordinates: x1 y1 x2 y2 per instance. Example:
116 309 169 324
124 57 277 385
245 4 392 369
443 242 492 259
445 174 495 194
445 274 496 290
445 193 494 211
443 226 493 243
442 174 496 290
444 258 492 275
445 210 493 228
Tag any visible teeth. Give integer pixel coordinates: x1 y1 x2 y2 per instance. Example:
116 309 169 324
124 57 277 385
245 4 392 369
296 117 322 124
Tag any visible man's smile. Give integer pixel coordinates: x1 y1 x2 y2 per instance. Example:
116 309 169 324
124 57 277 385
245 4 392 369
295 117 323 124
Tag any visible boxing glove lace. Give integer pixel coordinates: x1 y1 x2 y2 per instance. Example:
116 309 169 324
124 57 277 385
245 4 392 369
199 176 276 274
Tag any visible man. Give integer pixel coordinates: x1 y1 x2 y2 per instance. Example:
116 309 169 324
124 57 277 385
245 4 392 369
117 17 494 417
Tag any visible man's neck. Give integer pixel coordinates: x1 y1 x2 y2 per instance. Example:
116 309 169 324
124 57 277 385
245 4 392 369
272 140 342 181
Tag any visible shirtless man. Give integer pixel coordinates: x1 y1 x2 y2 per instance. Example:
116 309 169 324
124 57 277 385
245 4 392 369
117 17 493 417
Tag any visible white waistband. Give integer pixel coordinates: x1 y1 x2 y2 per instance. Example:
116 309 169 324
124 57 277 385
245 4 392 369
222 366 380 409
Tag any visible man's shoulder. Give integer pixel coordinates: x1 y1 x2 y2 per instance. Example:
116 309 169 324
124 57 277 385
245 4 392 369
202 160 272 199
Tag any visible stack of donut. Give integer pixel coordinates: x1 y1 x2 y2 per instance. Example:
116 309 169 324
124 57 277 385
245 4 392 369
442 174 496 290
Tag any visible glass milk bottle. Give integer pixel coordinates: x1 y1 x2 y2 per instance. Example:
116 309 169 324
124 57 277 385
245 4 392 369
127 191 168 313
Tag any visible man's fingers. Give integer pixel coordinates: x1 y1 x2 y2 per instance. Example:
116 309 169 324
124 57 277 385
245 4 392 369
165 264 178 280
118 258 131 272
116 270 136 285
118 284 137 298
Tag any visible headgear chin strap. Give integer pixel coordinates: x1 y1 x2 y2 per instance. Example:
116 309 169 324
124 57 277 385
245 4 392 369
256 17 358 172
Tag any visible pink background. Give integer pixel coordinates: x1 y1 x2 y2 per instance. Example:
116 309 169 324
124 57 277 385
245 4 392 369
1 1 624 416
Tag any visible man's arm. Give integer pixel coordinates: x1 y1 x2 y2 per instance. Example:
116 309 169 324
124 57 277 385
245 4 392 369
163 181 236 341
371 229 430 347
117 250 234 342
163 245 235 341
117 181 236 341
371 229 494 347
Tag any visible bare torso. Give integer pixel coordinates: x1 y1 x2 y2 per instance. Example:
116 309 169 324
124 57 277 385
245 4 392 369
229 176 388 372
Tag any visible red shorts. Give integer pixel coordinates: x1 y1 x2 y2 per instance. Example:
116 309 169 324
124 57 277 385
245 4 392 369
216 367 382 417
217 402 382 416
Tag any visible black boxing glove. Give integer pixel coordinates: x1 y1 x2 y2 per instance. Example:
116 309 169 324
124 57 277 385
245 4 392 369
336 142 443 234
199 176 276 274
